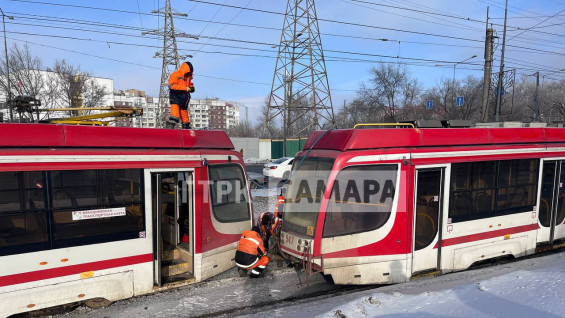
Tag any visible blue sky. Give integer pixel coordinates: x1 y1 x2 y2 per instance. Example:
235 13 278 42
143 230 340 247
3 0 565 123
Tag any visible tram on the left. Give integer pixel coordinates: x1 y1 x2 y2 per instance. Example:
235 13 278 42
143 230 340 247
0 124 253 317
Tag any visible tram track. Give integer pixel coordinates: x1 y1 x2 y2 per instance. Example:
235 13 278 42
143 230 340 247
199 283 377 318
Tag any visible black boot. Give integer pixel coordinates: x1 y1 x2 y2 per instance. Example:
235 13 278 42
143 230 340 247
167 117 179 129
182 122 192 129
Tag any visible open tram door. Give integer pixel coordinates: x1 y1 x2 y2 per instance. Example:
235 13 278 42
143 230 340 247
537 160 565 245
150 170 195 287
411 167 447 275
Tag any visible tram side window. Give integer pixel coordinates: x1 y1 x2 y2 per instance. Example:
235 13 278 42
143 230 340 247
450 162 496 222
0 172 49 256
496 159 539 215
449 159 539 222
323 165 397 238
209 164 250 223
50 169 144 248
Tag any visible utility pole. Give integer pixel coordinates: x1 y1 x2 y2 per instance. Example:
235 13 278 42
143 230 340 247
535 71 540 122
481 7 494 122
143 0 196 128
1 8 13 122
495 0 508 122
267 0 335 153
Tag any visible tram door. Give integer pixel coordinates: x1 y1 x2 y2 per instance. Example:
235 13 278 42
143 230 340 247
537 161 565 244
151 171 194 287
412 168 445 275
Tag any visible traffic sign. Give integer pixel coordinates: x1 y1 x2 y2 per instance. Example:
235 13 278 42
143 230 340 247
456 96 464 107
494 87 505 97
426 100 433 110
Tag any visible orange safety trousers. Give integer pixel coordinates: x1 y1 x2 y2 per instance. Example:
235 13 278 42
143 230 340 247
248 255 269 277
170 104 190 124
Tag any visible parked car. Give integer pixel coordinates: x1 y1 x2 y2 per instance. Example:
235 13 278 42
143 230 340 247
247 171 266 189
263 157 294 179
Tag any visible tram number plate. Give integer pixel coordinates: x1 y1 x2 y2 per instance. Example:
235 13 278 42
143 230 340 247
284 233 294 245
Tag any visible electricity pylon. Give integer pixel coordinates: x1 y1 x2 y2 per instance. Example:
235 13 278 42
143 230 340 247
267 0 335 148
143 0 196 128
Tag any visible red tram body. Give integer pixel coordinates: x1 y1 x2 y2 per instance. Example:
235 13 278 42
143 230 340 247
0 124 252 317
280 127 565 285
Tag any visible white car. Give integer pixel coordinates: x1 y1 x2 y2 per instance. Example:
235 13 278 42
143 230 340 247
263 157 294 179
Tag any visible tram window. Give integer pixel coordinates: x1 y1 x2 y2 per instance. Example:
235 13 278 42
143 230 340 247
100 169 142 205
52 204 144 246
449 159 539 222
496 159 538 215
0 212 49 253
323 165 397 238
209 164 250 223
51 169 144 248
0 171 46 212
51 170 98 209
0 172 49 256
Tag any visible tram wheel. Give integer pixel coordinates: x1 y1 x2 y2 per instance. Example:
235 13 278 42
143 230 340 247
84 298 112 309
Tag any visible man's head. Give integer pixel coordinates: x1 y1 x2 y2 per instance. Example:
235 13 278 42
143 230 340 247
261 214 272 226
180 61 194 78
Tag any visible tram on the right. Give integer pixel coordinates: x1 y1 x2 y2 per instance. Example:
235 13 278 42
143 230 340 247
280 124 565 285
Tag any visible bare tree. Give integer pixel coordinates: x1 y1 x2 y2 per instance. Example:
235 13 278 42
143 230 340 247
358 63 417 122
46 59 108 116
0 44 45 121
544 80 565 123
227 120 254 137
257 100 282 138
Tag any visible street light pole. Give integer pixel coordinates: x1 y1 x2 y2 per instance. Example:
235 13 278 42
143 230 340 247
452 55 477 105
495 0 509 122
1 8 13 122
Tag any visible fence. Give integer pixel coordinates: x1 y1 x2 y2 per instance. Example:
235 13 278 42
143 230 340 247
229 137 308 161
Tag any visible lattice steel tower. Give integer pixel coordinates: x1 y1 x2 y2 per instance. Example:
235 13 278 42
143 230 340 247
267 0 335 137
144 0 192 128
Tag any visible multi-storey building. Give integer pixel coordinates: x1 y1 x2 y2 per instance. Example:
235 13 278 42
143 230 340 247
188 98 240 130
113 89 157 128
107 91 241 129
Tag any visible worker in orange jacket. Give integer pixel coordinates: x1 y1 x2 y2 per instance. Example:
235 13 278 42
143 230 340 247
235 226 269 278
257 195 284 251
167 61 195 129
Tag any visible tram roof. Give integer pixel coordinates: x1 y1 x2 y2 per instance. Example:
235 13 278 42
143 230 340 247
303 127 565 151
0 123 234 149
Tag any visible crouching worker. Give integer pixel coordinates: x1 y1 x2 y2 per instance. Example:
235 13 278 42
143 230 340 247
235 226 269 278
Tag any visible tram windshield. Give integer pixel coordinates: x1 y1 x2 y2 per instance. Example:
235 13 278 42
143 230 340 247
283 156 335 237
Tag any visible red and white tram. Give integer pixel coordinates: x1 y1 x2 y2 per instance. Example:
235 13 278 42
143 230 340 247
0 124 252 317
280 126 565 285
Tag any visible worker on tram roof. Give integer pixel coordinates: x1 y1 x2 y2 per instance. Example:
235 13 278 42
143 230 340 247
166 61 195 129
235 226 269 278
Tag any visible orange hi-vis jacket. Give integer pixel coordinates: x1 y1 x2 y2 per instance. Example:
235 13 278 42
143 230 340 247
168 62 195 108
237 230 265 256
168 62 194 92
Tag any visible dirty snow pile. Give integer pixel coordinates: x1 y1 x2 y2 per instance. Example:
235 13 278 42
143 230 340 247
315 259 565 317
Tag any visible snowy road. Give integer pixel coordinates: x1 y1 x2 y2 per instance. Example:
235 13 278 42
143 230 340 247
59 249 565 318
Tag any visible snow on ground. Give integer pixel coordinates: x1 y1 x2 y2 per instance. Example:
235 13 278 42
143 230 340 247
239 251 565 318
314 266 565 318
250 188 279 223
244 158 269 164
